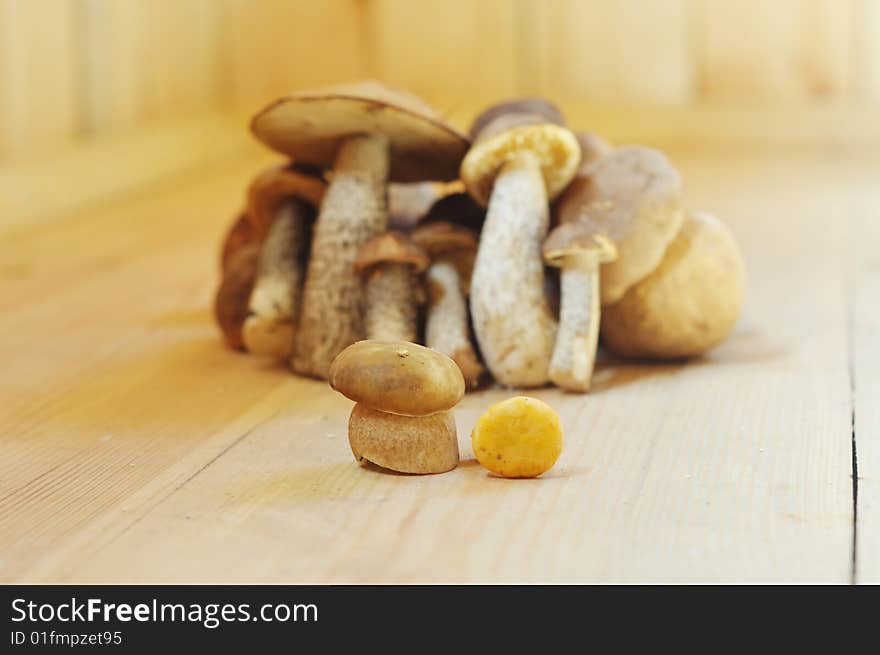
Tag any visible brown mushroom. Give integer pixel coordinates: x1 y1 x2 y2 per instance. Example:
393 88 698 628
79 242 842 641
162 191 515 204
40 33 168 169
601 211 746 359
240 165 325 359
251 81 469 379
213 242 260 351
219 212 256 273
460 99 581 387
574 131 612 173
329 340 465 474
543 224 618 392
388 181 445 229
354 231 430 342
410 221 485 389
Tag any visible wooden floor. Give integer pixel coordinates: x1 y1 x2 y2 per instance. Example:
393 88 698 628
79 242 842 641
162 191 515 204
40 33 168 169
0 140 877 584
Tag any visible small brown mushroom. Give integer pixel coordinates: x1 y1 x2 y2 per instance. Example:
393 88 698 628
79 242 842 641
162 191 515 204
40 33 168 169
354 232 429 342
219 212 256 273
241 165 325 358
213 242 261 350
461 99 581 387
556 145 684 305
601 211 746 359
410 222 485 389
251 81 469 379
329 340 464 474
543 224 618 392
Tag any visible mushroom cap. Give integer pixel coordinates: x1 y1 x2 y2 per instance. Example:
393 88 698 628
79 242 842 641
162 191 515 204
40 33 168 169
250 80 469 182
354 231 430 275
460 113 581 207
601 211 746 360
245 164 325 237
410 221 478 258
468 97 566 140
543 223 618 267
329 340 465 416
555 145 684 304
574 131 612 172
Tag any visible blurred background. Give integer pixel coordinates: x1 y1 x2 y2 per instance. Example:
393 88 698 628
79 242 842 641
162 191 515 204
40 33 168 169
1 0 878 230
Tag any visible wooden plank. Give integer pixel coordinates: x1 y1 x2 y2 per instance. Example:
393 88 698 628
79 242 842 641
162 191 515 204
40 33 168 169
0 112 253 235
852 162 880 583
0 0 79 156
698 0 853 102
0 144 859 583
80 0 222 135
365 0 518 103
221 0 365 112
524 0 693 103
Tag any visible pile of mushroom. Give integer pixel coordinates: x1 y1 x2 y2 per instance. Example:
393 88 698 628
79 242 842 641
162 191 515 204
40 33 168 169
214 83 746 394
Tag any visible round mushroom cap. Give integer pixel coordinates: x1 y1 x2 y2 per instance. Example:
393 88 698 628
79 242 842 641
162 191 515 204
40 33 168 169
575 131 612 172
461 114 581 207
543 222 618 267
468 97 566 139
601 211 746 360
250 80 469 182
246 164 325 237
556 145 684 304
329 340 465 416
354 231 430 275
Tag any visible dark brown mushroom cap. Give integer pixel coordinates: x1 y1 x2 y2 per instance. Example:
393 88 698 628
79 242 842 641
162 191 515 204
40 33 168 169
420 191 485 234
220 212 256 273
410 221 478 258
214 242 260 350
543 222 618 267
354 231 430 275
329 340 465 416
468 97 565 140
245 164 325 238
250 80 469 182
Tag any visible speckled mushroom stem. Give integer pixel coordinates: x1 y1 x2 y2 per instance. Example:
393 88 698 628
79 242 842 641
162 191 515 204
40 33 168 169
292 134 390 379
425 261 484 390
548 253 602 392
470 151 557 387
363 263 419 342
242 200 309 358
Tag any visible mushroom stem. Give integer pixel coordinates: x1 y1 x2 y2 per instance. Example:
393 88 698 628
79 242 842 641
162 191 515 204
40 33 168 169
425 261 484 389
242 199 309 357
548 253 602 392
363 263 419 342
470 150 557 387
292 133 390 378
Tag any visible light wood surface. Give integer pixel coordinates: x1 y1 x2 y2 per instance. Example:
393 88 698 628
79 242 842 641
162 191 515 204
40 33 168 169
0 139 875 583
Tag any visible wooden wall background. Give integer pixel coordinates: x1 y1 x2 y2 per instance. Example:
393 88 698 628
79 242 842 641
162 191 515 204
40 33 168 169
1 0 878 230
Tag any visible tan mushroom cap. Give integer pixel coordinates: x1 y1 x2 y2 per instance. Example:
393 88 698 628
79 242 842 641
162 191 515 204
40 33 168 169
468 97 566 140
250 80 469 182
245 164 326 237
543 222 619 268
354 231 430 275
460 113 581 207
574 131 612 172
329 340 465 416
410 221 478 258
601 211 746 360
556 145 684 304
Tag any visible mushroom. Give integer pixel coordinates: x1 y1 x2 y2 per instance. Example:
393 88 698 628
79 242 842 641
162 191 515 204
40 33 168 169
601 211 746 359
219 212 255 273
241 165 325 358
460 99 581 387
353 231 429 342
543 224 618 392
329 340 464 474
573 131 612 172
250 81 468 379
555 145 684 306
214 241 261 351
410 221 485 389
388 181 445 229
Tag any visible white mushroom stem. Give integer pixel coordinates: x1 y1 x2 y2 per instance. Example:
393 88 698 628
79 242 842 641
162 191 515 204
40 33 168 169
470 150 557 387
242 200 308 358
292 134 390 379
425 261 484 389
548 252 602 392
363 263 419 342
